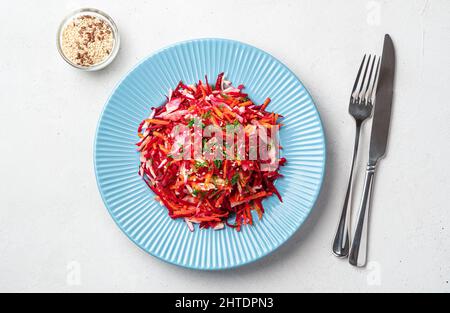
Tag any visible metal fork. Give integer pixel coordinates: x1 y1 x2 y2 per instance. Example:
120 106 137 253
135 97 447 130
332 55 380 258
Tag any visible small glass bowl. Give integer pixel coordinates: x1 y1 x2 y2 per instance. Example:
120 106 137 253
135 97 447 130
57 8 120 71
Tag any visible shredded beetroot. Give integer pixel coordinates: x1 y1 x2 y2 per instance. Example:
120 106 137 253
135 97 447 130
136 73 286 231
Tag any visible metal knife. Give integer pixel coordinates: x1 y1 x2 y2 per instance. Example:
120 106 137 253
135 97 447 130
349 34 396 267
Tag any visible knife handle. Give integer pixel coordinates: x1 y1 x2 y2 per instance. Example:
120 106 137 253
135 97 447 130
349 162 377 267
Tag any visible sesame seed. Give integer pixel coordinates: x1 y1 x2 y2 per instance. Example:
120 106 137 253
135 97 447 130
61 15 114 67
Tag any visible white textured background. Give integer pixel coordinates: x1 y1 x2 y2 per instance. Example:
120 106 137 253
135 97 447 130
1 0 449 293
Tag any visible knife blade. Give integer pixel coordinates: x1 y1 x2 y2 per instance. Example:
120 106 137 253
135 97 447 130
369 34 395 163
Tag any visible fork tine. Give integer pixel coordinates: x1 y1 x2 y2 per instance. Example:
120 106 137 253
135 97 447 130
362 55 377 102
351 54 367 96
357 54 372 100
367 56 381 102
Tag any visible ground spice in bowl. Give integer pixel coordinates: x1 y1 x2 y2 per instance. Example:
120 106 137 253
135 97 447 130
57 9 119 70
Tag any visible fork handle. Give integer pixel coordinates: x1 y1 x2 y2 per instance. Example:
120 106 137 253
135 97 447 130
349 162 377 267
332 123 361 257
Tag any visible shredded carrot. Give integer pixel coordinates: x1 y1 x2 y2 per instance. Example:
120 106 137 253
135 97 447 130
239 100 253 107
223 160 228 179
254 203 264 220
146 118 171 125
153 131 166 140
210 115 220 126
223 107 236 117
204 171 213 185
159 144 169 154
199 84 207 99
212 105 223 118
261 98 271 111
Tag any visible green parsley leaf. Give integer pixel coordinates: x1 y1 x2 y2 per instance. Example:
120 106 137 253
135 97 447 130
202 111 212 119
231 173 240 185
194 160 209 169
214 160 222 168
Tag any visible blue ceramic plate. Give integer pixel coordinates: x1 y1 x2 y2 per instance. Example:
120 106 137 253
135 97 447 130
94 38 326 270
